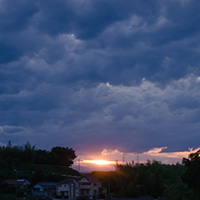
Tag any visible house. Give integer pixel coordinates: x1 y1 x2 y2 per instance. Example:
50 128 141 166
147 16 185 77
32 182 57 198
56 175 106 200
3 179 31 189
79 174 107 199
56 178 79 200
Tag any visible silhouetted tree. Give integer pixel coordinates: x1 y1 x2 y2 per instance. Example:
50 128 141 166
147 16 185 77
0 142 76 167
50 147 76 166
91 160 193 199
183 149 200 198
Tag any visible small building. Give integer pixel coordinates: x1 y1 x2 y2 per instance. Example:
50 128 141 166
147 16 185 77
32 182 57 198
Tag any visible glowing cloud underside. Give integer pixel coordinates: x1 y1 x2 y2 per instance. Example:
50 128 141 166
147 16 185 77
83 160 115 165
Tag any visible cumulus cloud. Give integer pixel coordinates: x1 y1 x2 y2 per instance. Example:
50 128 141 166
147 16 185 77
0 0 200 155
98 146 200 165
1 74 200 152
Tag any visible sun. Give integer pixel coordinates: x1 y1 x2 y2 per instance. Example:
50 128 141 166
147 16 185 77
83 160 115 165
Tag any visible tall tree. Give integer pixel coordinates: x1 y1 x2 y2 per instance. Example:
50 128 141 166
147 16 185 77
183 149 200 194
50 147 76 166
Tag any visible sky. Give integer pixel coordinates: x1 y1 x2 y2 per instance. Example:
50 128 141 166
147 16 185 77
1 0 200 170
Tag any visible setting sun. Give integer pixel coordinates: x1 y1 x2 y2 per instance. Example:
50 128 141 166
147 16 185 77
83 160 115 165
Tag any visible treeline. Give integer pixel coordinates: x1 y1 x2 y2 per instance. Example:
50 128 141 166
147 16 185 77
0 141 76 167
91 150 200 200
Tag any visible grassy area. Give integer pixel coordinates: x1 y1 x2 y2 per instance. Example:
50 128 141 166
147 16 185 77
0 193 16 200
17 163 79 175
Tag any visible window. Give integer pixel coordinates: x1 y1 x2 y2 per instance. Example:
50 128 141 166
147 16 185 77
82 182 90 185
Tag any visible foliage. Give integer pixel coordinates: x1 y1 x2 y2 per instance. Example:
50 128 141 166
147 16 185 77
91 159 196 199
0 141 79 193
163 181 195 200
0 141 76 167
0 194 16 200
182 149 200 198
2 141 200 199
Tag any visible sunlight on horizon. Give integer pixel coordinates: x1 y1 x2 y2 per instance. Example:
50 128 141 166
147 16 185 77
83 160 116 165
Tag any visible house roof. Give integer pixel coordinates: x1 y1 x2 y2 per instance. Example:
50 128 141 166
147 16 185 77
4 179 30 186
57 178 76 185
83 174 100 183
35 182 57 188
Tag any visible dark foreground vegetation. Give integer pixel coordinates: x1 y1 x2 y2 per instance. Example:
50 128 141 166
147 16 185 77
1 141 200 200
91 150 200 200
0 141 79 199
0 141 78 180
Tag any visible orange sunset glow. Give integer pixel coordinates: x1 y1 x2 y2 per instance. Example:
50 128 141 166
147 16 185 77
83 160 115 165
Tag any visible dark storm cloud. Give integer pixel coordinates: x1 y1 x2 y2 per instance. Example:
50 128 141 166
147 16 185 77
0 0 37 32
72 0 159 39
1 0 200 154
35 0 159 39
0 0 38 63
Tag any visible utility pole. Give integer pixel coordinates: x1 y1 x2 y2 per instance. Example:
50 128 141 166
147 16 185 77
108 180 110 198
137 155 139 164
78 159 81 172
115 160 118 165
14 169 18 195
122 153 125 163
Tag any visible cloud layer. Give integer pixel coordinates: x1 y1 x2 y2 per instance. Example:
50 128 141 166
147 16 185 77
0 0 200 155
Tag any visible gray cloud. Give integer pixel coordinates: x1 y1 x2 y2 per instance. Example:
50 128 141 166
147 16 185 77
1 74 200 153
0 0 200 154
